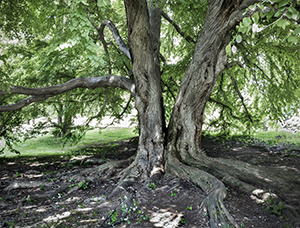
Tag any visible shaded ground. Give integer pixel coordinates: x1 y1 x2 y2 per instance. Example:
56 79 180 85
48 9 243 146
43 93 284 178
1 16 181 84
0 136 299 228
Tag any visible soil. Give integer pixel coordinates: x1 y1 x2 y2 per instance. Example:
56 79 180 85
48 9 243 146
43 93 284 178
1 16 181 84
0 136 299 228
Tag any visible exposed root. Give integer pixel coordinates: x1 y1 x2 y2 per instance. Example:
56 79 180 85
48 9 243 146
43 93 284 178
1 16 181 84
168 148 300 227
166 154 239 228
108 178 136 199
71 156 135 183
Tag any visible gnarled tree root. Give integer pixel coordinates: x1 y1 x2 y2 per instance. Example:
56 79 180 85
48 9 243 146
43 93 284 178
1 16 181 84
166 154 239 228
169 150 300 227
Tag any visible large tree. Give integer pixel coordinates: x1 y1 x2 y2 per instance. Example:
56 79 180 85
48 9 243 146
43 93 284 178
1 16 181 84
1 0 300 227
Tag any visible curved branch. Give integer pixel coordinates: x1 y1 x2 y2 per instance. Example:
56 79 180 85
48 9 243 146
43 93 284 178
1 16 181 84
161 11 196 44
0 95 52 112
0 76 135 112
9 76 135 96
98 20 131 60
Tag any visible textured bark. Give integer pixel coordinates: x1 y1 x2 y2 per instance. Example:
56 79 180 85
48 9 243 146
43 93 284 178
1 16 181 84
165 1 261 227
122 0 165 180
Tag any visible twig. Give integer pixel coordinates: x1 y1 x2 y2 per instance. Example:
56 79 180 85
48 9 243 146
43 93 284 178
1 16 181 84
230 76 253 123
161 11 196 43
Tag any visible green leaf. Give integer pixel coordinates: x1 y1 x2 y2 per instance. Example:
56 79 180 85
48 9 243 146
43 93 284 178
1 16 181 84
225 44 232 55
294 27 300 34
288 35 297 43
243 17 252 27
236 35 242 43
278 0 288 8
266 9 274 20
276 19 290 30
252 12 259 23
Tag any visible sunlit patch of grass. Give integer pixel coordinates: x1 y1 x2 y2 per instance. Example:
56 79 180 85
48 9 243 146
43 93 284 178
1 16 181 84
0 128 137 159
255 130 300 146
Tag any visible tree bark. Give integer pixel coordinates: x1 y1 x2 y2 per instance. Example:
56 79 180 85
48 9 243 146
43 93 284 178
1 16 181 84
165 1 261 227
122 0 165 180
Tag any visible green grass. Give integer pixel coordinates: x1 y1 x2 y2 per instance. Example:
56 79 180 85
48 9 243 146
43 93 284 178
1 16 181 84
254 130 300 146
0 128 137 158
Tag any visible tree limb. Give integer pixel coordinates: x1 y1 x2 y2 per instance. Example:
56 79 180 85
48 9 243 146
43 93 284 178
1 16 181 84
0 95 52 112
230 76 253 123
0 76 135 112
97 19 131 60
208 98 241 120
161 11 196 44
0 90 9 96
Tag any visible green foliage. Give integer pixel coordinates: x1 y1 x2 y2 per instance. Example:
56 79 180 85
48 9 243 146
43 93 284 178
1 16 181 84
0 0 300 143
264 196 285 216
148 183 156 189
78 180 88 189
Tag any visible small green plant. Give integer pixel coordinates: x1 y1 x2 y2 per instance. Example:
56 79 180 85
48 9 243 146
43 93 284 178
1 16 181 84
78 180 88 189
69 184 75 189
180 218 186 224
40 184 45 190
108 210 118 225
186 206 192 210
25 195 31 203
5 220 16 227
148 183 156 189
265 198 285 215
12 172 23 178
171 192 176 197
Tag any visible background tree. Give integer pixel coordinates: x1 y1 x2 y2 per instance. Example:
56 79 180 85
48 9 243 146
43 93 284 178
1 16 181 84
1 0 300 227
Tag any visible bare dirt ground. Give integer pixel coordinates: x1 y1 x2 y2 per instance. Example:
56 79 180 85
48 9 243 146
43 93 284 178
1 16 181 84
0 136 299 228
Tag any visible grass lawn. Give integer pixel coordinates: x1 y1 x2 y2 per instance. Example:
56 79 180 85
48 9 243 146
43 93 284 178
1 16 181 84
254 130 300 146
0 128 137 158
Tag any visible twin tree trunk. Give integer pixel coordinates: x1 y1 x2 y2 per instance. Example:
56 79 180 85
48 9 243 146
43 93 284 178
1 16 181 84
124 0 241 179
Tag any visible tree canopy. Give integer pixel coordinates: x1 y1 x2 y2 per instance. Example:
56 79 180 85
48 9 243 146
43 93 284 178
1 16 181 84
1 0 299 141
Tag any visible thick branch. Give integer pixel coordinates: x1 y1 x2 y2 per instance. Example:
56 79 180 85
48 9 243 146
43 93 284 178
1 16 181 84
230 76 253 123
0 76 135 112
8 76 135 96
0 90 9 96
98 20 131 60
161 11 196 44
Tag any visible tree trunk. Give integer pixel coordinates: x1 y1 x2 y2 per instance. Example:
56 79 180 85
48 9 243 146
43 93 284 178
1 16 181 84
164 1 259 227
122 0 165 180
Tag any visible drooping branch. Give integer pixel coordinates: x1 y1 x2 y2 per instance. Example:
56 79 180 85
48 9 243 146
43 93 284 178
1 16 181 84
161 11 196 44
85 88 109 126
230 76 253 123
0 76 135 112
